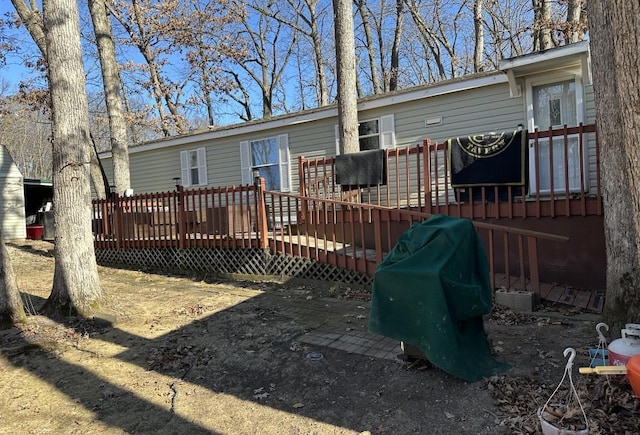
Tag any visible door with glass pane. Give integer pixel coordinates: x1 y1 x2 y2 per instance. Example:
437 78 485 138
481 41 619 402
528 80 586 193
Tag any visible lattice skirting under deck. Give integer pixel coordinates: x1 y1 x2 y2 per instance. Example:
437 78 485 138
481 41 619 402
95 248 371 285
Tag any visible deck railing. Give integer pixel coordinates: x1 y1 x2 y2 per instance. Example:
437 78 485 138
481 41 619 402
92 180 268 250
299 123 602 218
262 189 569 293
92 178 569 295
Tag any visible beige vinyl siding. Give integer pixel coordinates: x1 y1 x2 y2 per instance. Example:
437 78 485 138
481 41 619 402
583 83 598 194
358 83 523 207
392 84 524 145
129 146 185 193
0 146 26 240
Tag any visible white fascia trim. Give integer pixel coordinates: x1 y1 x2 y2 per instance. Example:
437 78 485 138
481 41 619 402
358 73 507 111
101 73 505 158
103 108 340 157
499 40 589 71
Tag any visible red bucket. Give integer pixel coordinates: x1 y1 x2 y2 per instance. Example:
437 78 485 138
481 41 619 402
26 224 44 240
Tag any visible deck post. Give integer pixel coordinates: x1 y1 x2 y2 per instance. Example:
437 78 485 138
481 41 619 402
298 156 308 222
373 208 383 264
423 139 433 211
111 193 122 250
255 177 269 249
176 185 186 250
526 236 540 295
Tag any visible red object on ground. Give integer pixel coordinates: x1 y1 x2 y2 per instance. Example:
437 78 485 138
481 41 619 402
26 225 44 240
627 355 640 397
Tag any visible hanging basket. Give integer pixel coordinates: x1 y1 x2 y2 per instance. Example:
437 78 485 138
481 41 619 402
538 348 589 434
537 404 588 435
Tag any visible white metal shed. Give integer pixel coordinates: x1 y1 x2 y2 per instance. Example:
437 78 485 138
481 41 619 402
0 145 26 240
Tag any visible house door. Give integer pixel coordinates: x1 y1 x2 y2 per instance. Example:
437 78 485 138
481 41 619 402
527 76 586 194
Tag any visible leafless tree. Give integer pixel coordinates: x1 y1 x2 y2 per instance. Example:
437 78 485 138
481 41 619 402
482 0 530 68
405 0 466 80
227 0 297 119
172 0 246 127
532 0 553 50
10 0 104 316
5 0 592 135
10 1 107 197
388 0 404 91
44 0 103 315
108 0 188 135
355 0 382 94
473 0 484 72
88 0 131 195
0 95 52 179
247 0 332 107
562 0 586 44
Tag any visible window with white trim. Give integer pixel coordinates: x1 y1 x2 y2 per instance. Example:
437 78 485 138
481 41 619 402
335 114 395 154
526 73 586 194
240 134 291 192
180 147 208 187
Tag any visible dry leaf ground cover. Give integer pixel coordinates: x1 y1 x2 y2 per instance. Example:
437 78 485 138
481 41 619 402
1 240 638 434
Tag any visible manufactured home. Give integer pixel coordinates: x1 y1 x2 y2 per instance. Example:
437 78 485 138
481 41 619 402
97 41 604 306
0 145 26 240
101 41 593 197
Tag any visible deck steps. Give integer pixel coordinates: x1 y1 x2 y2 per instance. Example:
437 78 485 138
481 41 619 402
494 273 604 314
540 283 604 313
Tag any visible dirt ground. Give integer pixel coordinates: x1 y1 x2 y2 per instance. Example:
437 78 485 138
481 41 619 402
1 240 638 434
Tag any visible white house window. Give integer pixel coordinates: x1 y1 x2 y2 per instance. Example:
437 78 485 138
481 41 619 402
526 74 585 194
335 114 395 155
358 119 380 150
532 80 576 130
240 134 291 192
180 147 207 187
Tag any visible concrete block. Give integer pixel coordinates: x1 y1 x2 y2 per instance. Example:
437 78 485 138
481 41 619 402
494 289 537 312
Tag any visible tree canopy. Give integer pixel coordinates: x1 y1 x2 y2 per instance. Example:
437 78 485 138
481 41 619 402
1 0 587 180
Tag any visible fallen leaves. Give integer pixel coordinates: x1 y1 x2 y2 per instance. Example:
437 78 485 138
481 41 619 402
486 374 640 434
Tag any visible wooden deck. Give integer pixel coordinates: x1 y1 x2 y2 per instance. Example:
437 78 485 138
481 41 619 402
272 233 604 313
539 282 604 313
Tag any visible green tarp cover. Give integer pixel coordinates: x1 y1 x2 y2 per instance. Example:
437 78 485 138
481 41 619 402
368 215 509 382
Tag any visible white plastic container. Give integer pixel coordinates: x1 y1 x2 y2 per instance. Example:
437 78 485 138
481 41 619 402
537 405 588 435
608 328 640 366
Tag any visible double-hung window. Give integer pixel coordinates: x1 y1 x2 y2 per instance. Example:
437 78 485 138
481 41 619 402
526 73 586 194
180 147 208 187
335 114 395 154
240 134 291 192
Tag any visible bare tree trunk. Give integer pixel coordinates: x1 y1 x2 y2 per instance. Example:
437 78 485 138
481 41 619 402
532 0 553 51
251 0 329 108
0 234 26 327
405 1 447 80
306 0 329 106
589 0 640 333
355 0 381 94
11 0 110 196
388 0 403 91
109 0 185 136
90 143 107 200
88 0 131 195
565 0 585 43
42 0 103 316
10 0 47 55
333 0 359 154
473 0 484 72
